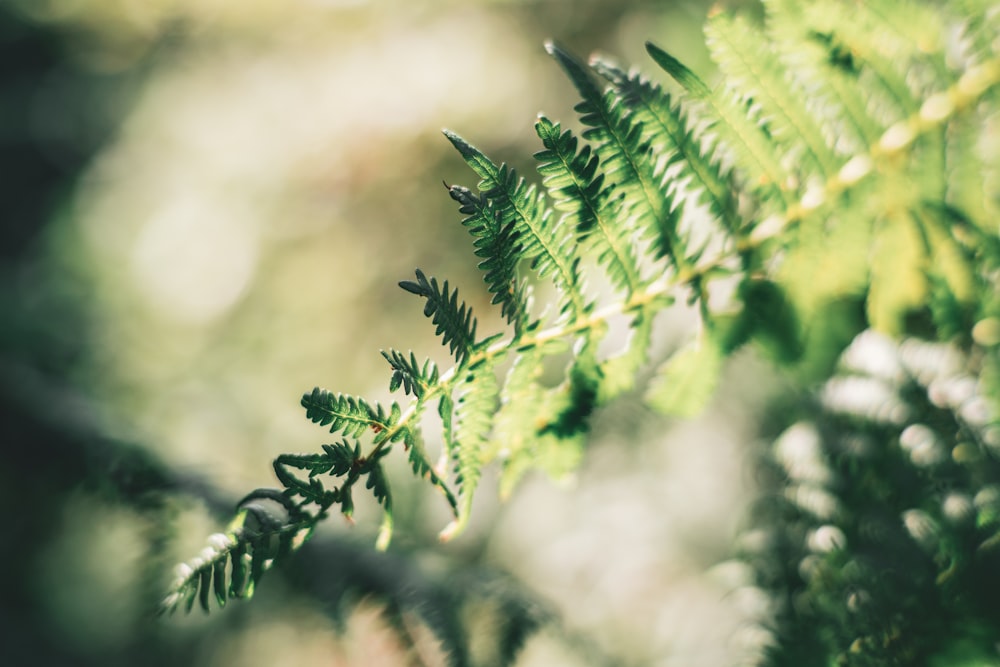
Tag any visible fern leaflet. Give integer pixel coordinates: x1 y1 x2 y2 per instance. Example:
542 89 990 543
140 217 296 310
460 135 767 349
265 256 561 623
399 268 482 366
546 41 680 268
534 116 641 295
444 130 588 319
382 349 439 398
591 58 739 235
646 41 793 210
446 182 531 334
301 387 400 442
442 358 501 540
705 12 843 179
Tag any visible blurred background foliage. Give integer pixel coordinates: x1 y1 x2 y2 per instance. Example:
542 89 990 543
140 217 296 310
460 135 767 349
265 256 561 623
0 1 773 665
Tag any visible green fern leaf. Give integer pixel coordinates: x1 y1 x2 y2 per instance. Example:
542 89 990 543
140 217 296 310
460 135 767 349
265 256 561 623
161 491 315 615
446 183 531 333
381 348 439 398
761 1 886 152
362 454 393 548
399 268 480 365
273 457 335 506
705 13 842 180
211 557 227 608
320 440 358 476
197 567 212 612
797 1 929 120
247 538 267 598
402 421 459 515
493 342 586 499
592 58 739 234
945 111 997 235
546 42 680 267
274 452 333 477
646 41 792 208
229 541 247 599
596 310 657 402
441 359 500 540
364 460 391 509
444 130 587 319
301 387 397 439
868 212 929 335
534 116 642 294
543 347 601 438
645 335 724 418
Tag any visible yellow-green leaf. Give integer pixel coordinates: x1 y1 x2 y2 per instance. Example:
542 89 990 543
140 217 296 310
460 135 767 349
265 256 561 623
645 337 724 418
867 214 928 335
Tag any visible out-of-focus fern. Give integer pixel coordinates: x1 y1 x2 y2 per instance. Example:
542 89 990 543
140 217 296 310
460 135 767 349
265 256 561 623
165 0 1000 663
740 331 1000 665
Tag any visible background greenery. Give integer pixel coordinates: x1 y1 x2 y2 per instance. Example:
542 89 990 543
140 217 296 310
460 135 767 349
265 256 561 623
0 1 777 666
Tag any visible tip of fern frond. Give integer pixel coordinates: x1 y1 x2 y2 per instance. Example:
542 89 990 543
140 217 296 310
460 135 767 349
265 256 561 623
438 520 462 543
587 51 613 67
544 40 573 60
375 516 393 551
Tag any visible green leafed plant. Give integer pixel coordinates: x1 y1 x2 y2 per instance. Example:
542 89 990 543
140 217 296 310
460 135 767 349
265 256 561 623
163 0 1000 663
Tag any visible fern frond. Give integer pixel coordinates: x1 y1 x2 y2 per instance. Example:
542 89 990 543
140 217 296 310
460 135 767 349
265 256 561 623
533 116 642 294
596 309 656 402
273 456 339 507
402 419 460 515
444 130 588 319
273 437 399 534
399 268 481 365
546 42 682 268
867 212 930 335
753 1 884 155
301 387 400 441
446 183 532 334
645 334 724 418
382 349 439 398
493 342 586 499
361 452 393 549
544 345 601 438
852 0 951 84
797 1 926 119
742 330 1000 665
160 490 316 614
447 182 532 326
945 108 998 235
441 359 501 540
646 42 793 209
952 1 1000 67
592 59 739 234
166 12 1000 663
705 13 842 180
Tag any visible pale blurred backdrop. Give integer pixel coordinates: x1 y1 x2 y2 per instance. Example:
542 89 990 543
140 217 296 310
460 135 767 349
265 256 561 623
0 1 773 666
